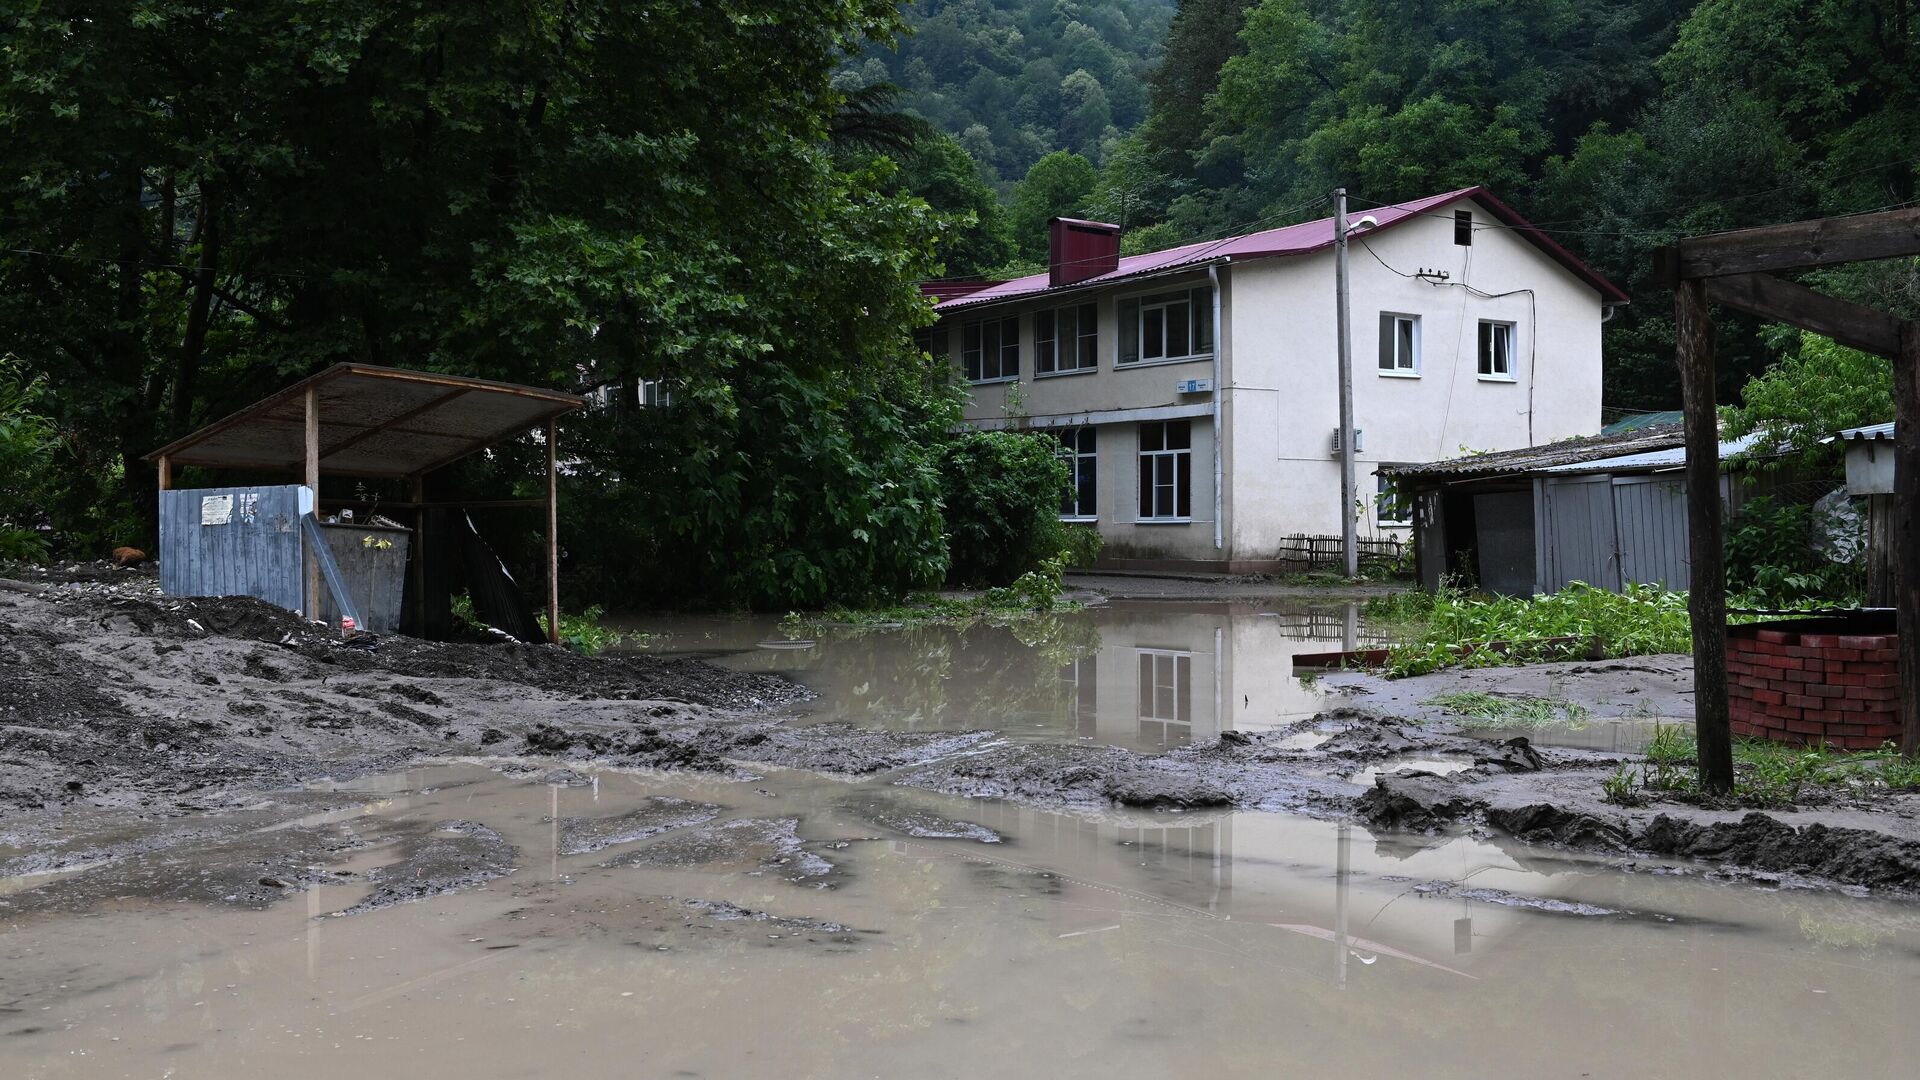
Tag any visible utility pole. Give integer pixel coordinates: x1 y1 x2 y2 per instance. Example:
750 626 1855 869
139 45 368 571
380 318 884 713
1333 188 1358 578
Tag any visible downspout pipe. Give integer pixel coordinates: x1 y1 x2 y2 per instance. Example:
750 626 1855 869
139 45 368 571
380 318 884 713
1210 262 1225 553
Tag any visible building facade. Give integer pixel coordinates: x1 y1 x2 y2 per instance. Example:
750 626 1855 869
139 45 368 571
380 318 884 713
925 188 1626 572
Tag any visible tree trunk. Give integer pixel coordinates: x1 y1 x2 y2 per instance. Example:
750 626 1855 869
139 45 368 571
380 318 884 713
173 185 220 431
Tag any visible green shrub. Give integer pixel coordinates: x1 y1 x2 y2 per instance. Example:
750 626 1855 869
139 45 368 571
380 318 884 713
1368 581 1692 677
1724 495 1862 607
1059 524 1104 568
939 429 1069 586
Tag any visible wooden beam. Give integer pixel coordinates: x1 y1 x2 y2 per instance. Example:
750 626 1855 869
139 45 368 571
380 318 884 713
320 498 546 511
156 454 171 492
1674 205 1920 279
1702 273 1907 358
317 387 470 459
545 420 560 647
304 385 320 620
1676 278 1735 793
1897 323 1920 759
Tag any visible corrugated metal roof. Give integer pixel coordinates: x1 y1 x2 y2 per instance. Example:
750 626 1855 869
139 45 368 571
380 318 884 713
1539 431 1767 474
919 279 1002 302
1838 421 1895 441
932 186 1629 314
1384 426 1685 481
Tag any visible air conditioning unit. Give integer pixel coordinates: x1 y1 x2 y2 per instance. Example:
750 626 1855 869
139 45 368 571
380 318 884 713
1330 428 1365 455
1175 378 1213 394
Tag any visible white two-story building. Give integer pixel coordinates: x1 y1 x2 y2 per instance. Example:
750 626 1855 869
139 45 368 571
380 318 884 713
923 186 1627 572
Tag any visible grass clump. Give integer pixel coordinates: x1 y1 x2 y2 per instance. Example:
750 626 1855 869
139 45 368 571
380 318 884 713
783 553 1074 635
1607 725 1920 807
1367 581 1691 677
1425 691 1590 728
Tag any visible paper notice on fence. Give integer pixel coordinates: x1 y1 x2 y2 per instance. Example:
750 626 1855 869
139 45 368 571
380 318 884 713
200 494 233 526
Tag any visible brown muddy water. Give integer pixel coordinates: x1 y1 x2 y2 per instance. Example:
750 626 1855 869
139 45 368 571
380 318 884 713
620 600 1372 754
6 602 1919 1078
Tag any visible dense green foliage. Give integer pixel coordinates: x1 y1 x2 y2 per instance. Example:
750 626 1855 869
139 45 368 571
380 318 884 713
0 0 1031 609
938 430 1072 586
1366 582 1693 677
0 359 57 562
1723 495 1865 607
851 1 1175 187
1722 333 1895 469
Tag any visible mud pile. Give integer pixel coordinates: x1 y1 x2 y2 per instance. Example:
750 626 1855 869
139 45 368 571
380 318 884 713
0 583 804 813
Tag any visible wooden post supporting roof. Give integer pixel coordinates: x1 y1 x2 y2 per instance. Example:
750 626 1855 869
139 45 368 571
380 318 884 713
304 385 320 621
1899 324 1920 757
545 420 560 646
1658 205 1920 767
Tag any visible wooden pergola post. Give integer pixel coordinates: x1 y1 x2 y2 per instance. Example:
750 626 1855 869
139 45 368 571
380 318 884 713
1675 277 1734 791
1659 206 1920 768
545 419 560 646
157 454 171 493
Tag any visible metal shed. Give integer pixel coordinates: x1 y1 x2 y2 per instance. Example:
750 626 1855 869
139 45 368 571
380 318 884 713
1386 428 1768 596
144 364 585 641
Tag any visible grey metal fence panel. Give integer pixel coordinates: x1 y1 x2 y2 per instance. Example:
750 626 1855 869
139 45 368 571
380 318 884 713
1612 475 1691 590
1540 475 1620 590
158 486 307 612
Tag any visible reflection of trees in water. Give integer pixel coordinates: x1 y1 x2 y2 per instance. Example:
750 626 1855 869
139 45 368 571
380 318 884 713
803 612 1102 731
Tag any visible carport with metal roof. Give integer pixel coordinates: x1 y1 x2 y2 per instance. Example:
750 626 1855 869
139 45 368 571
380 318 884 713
145 364 585 643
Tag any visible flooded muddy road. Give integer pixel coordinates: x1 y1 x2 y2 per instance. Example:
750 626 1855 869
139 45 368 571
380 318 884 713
6 760 1920 1079
7 589 1920 1077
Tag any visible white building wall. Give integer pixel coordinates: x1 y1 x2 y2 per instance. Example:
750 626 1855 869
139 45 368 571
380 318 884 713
1226 198 1604 558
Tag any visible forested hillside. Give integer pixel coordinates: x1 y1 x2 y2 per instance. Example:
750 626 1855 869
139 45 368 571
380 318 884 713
881 0 1920 409
850 0 1175 188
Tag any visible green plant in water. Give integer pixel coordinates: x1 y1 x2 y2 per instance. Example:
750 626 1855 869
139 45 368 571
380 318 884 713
536 604 629 656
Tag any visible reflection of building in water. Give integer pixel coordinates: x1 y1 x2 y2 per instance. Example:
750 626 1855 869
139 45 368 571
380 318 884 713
1063 601 1371 750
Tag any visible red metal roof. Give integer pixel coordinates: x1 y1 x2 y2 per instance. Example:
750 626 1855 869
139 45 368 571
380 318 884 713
918 279 1002 302
933 187 1629 313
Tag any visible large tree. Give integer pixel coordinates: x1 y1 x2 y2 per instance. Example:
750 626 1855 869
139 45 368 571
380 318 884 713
0 0 960 607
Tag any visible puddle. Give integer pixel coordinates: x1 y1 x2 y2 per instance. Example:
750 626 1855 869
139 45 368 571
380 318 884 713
1468 717 1696 753
615 600 1376 754
3 760 1920 1077
1346 754 1477 787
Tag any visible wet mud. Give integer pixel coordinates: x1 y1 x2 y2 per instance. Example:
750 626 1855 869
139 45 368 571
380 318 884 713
10 579 1920 900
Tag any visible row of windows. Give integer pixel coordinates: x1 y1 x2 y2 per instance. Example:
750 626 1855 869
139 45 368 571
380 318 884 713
949 300 1516 385
1058 421 1412 528
952 286 1216 383
1049 421 1194 523
1380 314 1517 379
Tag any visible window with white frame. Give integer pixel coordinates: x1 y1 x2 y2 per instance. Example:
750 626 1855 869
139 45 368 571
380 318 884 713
1036 302 1098 375
1117 286 1213 365
962 315 1020 382
1138 420 1192 521
1057 426 1097 519
638 378 674 407
1375 469 1411 526
1478 320 1515 380
1137 649 1192 747
1378 313 1420 374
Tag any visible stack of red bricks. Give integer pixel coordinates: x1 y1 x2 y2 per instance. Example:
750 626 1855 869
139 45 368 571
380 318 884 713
1727 623 1900 749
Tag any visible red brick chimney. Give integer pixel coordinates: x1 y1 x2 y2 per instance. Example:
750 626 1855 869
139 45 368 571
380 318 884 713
1049 217 1121 287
